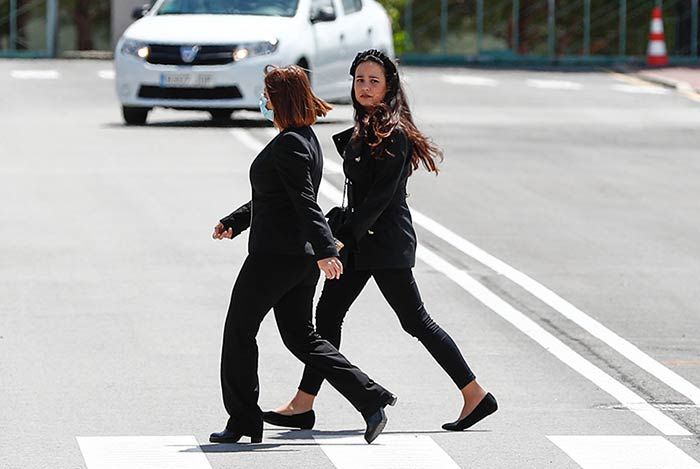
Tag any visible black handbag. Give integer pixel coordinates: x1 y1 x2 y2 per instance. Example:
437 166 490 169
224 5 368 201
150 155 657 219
326 179 350 263
325 178 350 234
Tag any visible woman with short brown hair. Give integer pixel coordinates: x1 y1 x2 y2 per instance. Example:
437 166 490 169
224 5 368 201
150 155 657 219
209 65 396 445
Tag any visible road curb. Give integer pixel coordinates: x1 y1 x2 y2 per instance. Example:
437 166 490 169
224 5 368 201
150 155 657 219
632 71 700 101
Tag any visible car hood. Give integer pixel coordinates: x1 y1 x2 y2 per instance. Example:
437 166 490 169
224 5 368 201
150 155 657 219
123 14 296 44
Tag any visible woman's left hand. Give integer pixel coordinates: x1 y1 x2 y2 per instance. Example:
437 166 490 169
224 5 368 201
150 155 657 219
317 257 343 280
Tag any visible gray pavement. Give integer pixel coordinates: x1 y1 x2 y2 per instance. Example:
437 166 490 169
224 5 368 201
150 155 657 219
1 60 700 468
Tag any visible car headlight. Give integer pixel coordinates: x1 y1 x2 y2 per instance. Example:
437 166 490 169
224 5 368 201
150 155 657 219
233 39 279 61
121 39 150 60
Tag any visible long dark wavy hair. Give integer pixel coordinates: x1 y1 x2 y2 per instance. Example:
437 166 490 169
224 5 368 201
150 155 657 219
350 49 443 174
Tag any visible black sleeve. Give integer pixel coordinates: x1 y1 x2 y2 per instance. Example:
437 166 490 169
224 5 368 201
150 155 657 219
272 133 338 260
220 201 251 237
337 130 410 247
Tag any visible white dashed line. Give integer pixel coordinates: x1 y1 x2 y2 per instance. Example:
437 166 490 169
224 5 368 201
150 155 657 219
527 79 583 90
612 84 669 94
98 70 115 80
10 70 60 79
77 436 213 469
548 436 700 469
441 75 499 87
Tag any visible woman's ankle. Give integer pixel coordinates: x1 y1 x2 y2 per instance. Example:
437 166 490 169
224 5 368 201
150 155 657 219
290 390 316 412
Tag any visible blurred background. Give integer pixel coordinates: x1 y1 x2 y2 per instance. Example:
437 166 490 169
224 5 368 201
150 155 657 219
1 0 699 65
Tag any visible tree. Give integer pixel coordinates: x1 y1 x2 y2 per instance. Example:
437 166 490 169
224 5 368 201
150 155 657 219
66 0 110 50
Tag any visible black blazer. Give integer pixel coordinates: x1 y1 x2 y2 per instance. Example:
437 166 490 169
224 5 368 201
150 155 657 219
332 127 417 270
220 127 338 260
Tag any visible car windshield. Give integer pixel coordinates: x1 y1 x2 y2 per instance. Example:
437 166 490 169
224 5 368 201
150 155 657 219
155 0 299 17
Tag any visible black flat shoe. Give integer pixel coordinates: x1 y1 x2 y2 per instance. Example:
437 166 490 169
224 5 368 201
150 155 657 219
442 392 498 431
209 427 263 444
363 393 398 444
262 410 315 430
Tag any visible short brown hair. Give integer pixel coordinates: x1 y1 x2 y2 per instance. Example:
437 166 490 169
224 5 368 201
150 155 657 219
264 65 332 129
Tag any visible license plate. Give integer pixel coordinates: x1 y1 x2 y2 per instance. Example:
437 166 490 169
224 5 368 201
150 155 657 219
160 73 214 88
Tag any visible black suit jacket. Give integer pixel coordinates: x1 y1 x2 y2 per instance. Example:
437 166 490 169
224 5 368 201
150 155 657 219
332 127 417 270
221 127 338 260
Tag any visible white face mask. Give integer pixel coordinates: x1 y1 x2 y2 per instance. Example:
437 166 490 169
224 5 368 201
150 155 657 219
259 94 274 122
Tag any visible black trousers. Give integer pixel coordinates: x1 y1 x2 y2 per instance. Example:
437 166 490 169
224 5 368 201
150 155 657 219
299 258 476 396
220 253 391 433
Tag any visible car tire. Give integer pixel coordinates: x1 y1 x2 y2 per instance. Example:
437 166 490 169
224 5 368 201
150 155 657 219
297 60 311 81
209 109 234 122
122 106 150 126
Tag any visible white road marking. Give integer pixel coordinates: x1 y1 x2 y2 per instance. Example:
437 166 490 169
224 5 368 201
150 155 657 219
408 210 700 406
98 70 115 80
527 79 583 90
612 84 669 95
233 129 692 436
441 75 499 87
315 434 460 469
412 246 691 436
10 69 60 79
548 436 700 468
76 436 213 469
230 128 267 153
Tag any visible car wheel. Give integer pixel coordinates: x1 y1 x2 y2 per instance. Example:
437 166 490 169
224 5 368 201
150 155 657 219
122 106 150 126
210 109 234 122
297 60 311 81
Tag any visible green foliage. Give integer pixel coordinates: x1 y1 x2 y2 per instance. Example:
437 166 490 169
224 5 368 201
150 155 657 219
377 0 408 54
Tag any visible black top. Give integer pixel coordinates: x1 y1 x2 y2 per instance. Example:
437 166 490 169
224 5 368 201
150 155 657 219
220 127 338 260
332 126 417 270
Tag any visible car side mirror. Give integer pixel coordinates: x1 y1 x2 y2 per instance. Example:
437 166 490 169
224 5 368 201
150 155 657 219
310 6 336 23
132 4 150 20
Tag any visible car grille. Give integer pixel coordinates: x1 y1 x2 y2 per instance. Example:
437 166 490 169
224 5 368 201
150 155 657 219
146 44 236 66
138 85 243 100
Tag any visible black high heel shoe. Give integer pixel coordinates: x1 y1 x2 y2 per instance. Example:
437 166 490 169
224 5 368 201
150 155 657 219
209 427 263 444
262 409 315 430
363 393 398 444
442 392 498 431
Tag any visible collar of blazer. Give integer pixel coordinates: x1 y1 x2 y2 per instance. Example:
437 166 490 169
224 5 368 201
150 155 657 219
332 127 354 159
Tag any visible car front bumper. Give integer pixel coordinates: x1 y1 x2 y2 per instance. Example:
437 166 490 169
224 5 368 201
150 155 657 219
115 52 274 110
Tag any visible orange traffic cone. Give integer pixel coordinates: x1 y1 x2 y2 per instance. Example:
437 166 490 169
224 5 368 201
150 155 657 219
647 6 669 66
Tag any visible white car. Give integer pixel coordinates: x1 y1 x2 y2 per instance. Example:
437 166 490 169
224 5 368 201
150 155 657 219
115 0 394 125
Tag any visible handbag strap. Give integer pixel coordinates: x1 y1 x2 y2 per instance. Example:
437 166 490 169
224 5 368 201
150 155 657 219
342 178 348 209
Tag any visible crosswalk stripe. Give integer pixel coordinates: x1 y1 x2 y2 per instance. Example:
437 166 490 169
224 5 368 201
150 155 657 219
77 436 213 469
527 79 583 90
314 434 460 469
10 70 60 79
441 75 499 87
548 436 700 468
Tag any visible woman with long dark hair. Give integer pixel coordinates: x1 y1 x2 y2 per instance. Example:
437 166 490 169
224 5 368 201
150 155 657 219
210 65 396 445
264 51 497 432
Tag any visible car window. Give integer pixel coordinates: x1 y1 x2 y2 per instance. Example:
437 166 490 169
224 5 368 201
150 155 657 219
310 0 335 16
341 0 361 14
156 0 299 17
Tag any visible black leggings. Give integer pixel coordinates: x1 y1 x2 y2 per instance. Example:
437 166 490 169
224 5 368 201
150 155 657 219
219 253 391 433
299 259 476 396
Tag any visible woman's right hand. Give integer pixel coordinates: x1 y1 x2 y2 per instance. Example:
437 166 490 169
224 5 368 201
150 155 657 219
213 222 234 240
317 257 343 280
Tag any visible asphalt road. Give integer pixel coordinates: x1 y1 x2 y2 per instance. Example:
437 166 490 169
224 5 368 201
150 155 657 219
2 60 700 469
